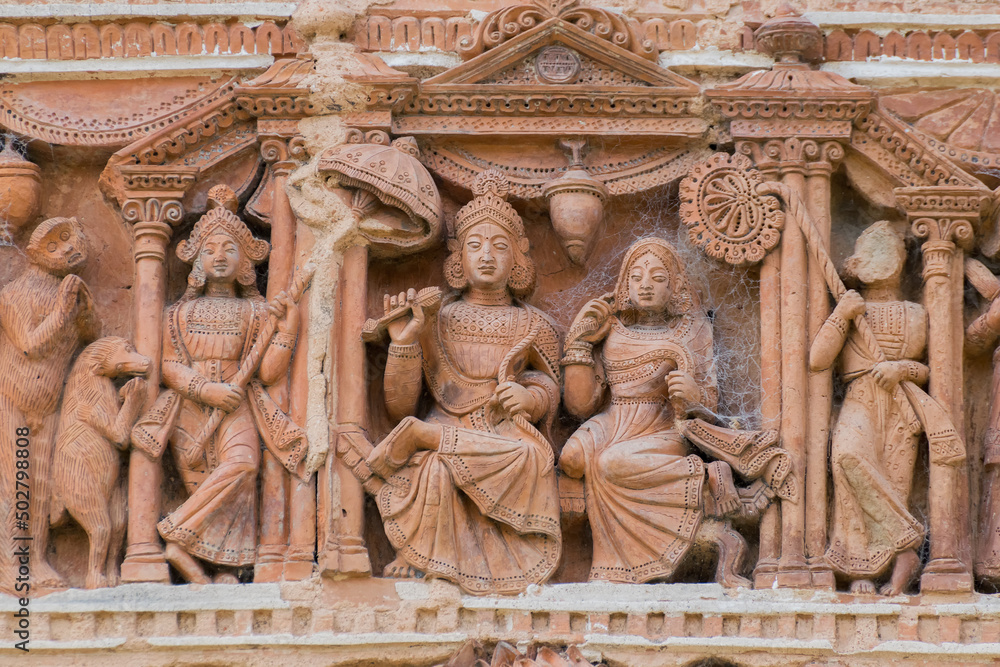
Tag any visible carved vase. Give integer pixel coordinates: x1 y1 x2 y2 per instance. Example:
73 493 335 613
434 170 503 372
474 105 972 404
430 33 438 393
543 167 608 265
0 144 41 235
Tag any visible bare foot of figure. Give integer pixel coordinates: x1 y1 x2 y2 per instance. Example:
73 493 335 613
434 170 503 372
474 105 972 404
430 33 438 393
33 559 68 588
715 521 751 588
707 462 741 517
879 550 920 596
213 572 239 585
383 555 424 579
165 543 211 585
850 579 877 595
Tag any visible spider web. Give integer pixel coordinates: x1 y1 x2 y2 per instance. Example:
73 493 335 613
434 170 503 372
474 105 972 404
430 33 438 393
533 182 763 429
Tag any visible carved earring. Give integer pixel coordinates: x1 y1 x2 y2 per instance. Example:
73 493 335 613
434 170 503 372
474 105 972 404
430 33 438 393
444 253 467 290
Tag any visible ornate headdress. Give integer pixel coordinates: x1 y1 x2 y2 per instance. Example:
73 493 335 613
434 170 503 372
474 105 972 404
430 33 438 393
444 170 536 297
176 185 269 297
450 169 526 242
613 237 696 315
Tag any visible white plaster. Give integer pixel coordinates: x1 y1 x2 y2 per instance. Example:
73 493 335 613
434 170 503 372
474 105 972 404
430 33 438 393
821 59 1000 86
0 583 289 613
804 11 1000 30
0 54 274 76
0 3 296 20
869 641 1000 657
658 49 774 71
373 51 463 70
455 583 900 616
585 634 835 652
148 631 468 647
4 638 128 651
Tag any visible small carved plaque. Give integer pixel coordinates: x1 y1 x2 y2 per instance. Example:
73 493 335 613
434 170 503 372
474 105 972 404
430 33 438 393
679 153 784 267
535 46 581 84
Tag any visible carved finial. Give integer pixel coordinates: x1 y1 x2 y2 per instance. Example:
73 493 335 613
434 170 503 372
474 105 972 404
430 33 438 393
471 168 512 200
207 184 239 213
754 6 822 65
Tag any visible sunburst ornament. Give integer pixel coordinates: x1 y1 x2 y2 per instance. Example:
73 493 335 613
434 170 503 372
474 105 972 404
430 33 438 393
679 153 784 267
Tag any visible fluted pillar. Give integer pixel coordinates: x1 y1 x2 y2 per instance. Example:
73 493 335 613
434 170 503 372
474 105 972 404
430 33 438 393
255 134 315 582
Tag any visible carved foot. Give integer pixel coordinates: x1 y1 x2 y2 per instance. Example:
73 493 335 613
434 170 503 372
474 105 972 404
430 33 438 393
715 520 750 588
849 579 877 595
707 462 740 517
880 550 920 596
368 417 439 478
383 556 424 580
33 560 67 588
213 572 240 585
165 543 210 585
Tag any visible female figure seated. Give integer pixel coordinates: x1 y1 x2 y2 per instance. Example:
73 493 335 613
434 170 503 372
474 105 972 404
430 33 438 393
559 237 751 586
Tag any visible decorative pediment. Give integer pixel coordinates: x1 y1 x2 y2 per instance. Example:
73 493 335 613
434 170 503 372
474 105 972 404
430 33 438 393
393 17 704 137
879 89 1000 183
100 58 317 217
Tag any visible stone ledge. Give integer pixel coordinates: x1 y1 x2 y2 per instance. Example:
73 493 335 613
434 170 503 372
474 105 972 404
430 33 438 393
2 582 1000 664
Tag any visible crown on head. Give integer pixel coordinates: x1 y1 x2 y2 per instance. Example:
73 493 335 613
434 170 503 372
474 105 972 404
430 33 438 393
177 203 269 266
452 169 525 242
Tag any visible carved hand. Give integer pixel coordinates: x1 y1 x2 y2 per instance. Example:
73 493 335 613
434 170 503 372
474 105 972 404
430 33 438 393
58 274 84 317
871 361 906 391
495 380 536 417
836 289 866 321
569 293 614 344
666 370 700 405
119 377 148 403
269 291 299 335
385 289 426 345
200 382 245 412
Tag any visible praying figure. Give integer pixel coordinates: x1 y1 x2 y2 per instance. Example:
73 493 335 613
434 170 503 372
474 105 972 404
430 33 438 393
343 169 562 595
131 185 306 584
0 216 100 592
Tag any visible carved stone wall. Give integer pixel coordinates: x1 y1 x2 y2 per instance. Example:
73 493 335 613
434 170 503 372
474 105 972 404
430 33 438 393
3 0 1000 665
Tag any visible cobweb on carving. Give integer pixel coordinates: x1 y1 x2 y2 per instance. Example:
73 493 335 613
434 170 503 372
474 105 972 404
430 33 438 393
534 182 763 429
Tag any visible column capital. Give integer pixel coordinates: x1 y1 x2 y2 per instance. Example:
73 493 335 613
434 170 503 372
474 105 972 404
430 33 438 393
119 165 198 226
735 138 846 176
895 186 991 251
260 134 307 176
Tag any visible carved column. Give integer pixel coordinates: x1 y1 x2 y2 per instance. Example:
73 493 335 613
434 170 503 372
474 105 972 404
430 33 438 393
708 9 873 589
320 242 373 576
802 142 845 590
255 131 315 582
896 187 988 593
118 166 197 584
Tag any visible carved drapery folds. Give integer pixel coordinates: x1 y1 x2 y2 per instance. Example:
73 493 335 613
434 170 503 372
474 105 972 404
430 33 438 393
16 0 1000 612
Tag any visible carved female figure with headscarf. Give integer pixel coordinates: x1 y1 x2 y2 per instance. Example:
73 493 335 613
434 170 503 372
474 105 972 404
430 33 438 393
558 237 751 584
131 186 305 584
343 169 562 595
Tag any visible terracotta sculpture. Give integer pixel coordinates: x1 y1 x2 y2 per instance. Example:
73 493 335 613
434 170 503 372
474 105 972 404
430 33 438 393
130 185 307 584
967 262 1000 583
559 237 792 586
341 169 562 595
50 337 150 589
811 222 932 596
0 216 100 592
